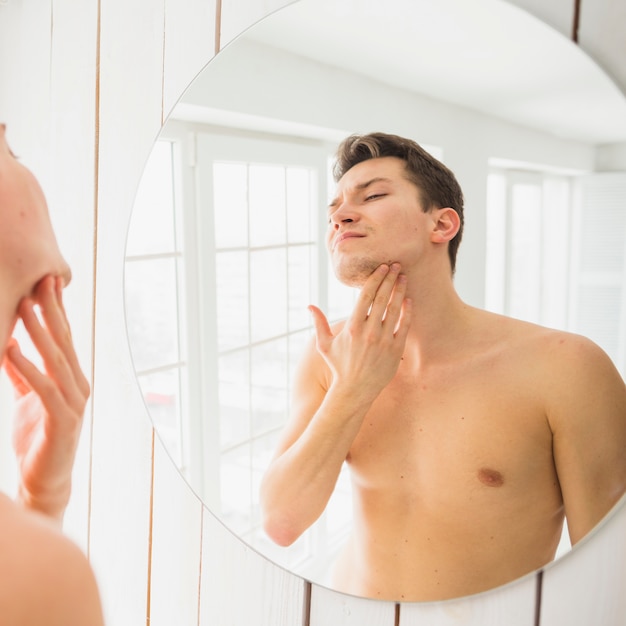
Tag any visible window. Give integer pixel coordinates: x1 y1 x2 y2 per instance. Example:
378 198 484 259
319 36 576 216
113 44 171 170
126 126 358 580
485 167 626 376
485 169 572 331
569 173 626 375
125 141 189 468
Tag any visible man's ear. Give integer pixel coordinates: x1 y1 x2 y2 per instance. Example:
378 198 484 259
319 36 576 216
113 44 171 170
430 207 460 243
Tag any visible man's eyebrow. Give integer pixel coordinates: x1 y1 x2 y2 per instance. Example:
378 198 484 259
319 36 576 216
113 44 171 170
328 177 393 209
355 176 393 189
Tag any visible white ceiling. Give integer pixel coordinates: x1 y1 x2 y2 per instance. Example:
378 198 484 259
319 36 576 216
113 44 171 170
243 0 626 144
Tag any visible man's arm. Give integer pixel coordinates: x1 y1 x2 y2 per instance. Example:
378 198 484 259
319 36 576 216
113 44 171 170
260 263 411 546
546 333 626 544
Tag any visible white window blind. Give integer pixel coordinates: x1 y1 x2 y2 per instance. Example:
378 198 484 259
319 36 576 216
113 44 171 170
486 169 572 331
569 172 626 376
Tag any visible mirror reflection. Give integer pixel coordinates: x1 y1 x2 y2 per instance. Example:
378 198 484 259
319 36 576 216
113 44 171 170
124 0 626 601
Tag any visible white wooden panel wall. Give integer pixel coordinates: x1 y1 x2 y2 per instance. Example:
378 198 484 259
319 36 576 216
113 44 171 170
90 0 164 621
0 1 625 625
541 493 626 625
400 572 537 626
150 436 203 626
44 0 99 554
199 510 305 625
309 585 397 625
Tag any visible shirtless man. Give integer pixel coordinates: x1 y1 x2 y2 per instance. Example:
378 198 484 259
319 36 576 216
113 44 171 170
0 124 104 623
260 132 626 602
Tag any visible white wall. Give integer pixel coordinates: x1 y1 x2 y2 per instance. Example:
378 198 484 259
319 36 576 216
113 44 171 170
0 1 625 625
180 37 599 307
597 143 626 171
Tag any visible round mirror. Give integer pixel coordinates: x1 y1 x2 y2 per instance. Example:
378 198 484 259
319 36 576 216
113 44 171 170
124 0 626 601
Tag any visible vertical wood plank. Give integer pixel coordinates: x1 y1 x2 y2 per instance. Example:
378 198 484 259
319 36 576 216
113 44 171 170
219 0 294 50
47 0 99 556
88 386 153 624
163 0 217 121
399 574 537 626
150 435 204 626
0 1 52 172
199 510 306 625
540 496 626 625
309 585 396 626
578 0 626 97
89 0 166 623
505 0 575 40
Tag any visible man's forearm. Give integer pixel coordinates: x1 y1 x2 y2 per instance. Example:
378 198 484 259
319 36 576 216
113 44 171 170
260 383 374 546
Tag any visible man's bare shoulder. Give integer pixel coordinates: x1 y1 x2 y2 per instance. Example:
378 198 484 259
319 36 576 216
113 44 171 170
473 308 610 364
0 493 104 625
474 309 625 412
477 315 626 542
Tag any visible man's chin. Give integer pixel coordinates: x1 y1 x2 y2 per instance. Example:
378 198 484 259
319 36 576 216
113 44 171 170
334 259 382 288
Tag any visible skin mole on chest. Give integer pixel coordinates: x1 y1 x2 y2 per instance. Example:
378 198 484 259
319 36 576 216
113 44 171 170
478 467 504 487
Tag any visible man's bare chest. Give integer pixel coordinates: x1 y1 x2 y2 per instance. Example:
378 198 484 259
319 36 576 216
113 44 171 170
346 366 555 501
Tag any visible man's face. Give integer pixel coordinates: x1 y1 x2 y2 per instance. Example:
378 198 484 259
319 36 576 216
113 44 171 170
326 156 432 287
0 125 71 314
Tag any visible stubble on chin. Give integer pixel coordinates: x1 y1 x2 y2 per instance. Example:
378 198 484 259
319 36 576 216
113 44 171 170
333 257 385 288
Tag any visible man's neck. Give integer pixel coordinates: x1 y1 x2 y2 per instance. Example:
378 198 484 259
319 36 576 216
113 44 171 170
400 272 475 368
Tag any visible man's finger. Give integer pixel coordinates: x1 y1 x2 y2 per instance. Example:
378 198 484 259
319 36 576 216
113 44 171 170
2 341 31 397
353 264 390 322
369 263 403 322
309 305 334 352
382 272 408 329
394 298 413 341
17 297 85 409
35 277 89 397
5 341 46 397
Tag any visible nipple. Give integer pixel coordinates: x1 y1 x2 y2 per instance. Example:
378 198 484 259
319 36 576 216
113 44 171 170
478 467 504 487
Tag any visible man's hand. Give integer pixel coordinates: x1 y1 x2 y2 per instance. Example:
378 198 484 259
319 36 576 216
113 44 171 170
308 263 412 400
261 263 412 545
2 276 90 524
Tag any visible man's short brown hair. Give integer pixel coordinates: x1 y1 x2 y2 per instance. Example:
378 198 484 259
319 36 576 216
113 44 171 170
333 132 464 273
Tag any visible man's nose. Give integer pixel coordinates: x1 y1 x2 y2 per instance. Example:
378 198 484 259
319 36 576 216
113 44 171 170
333 217 354 229
330 203 359 228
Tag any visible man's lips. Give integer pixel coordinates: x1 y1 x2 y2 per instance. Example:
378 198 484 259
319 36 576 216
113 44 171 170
333 232 365 250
